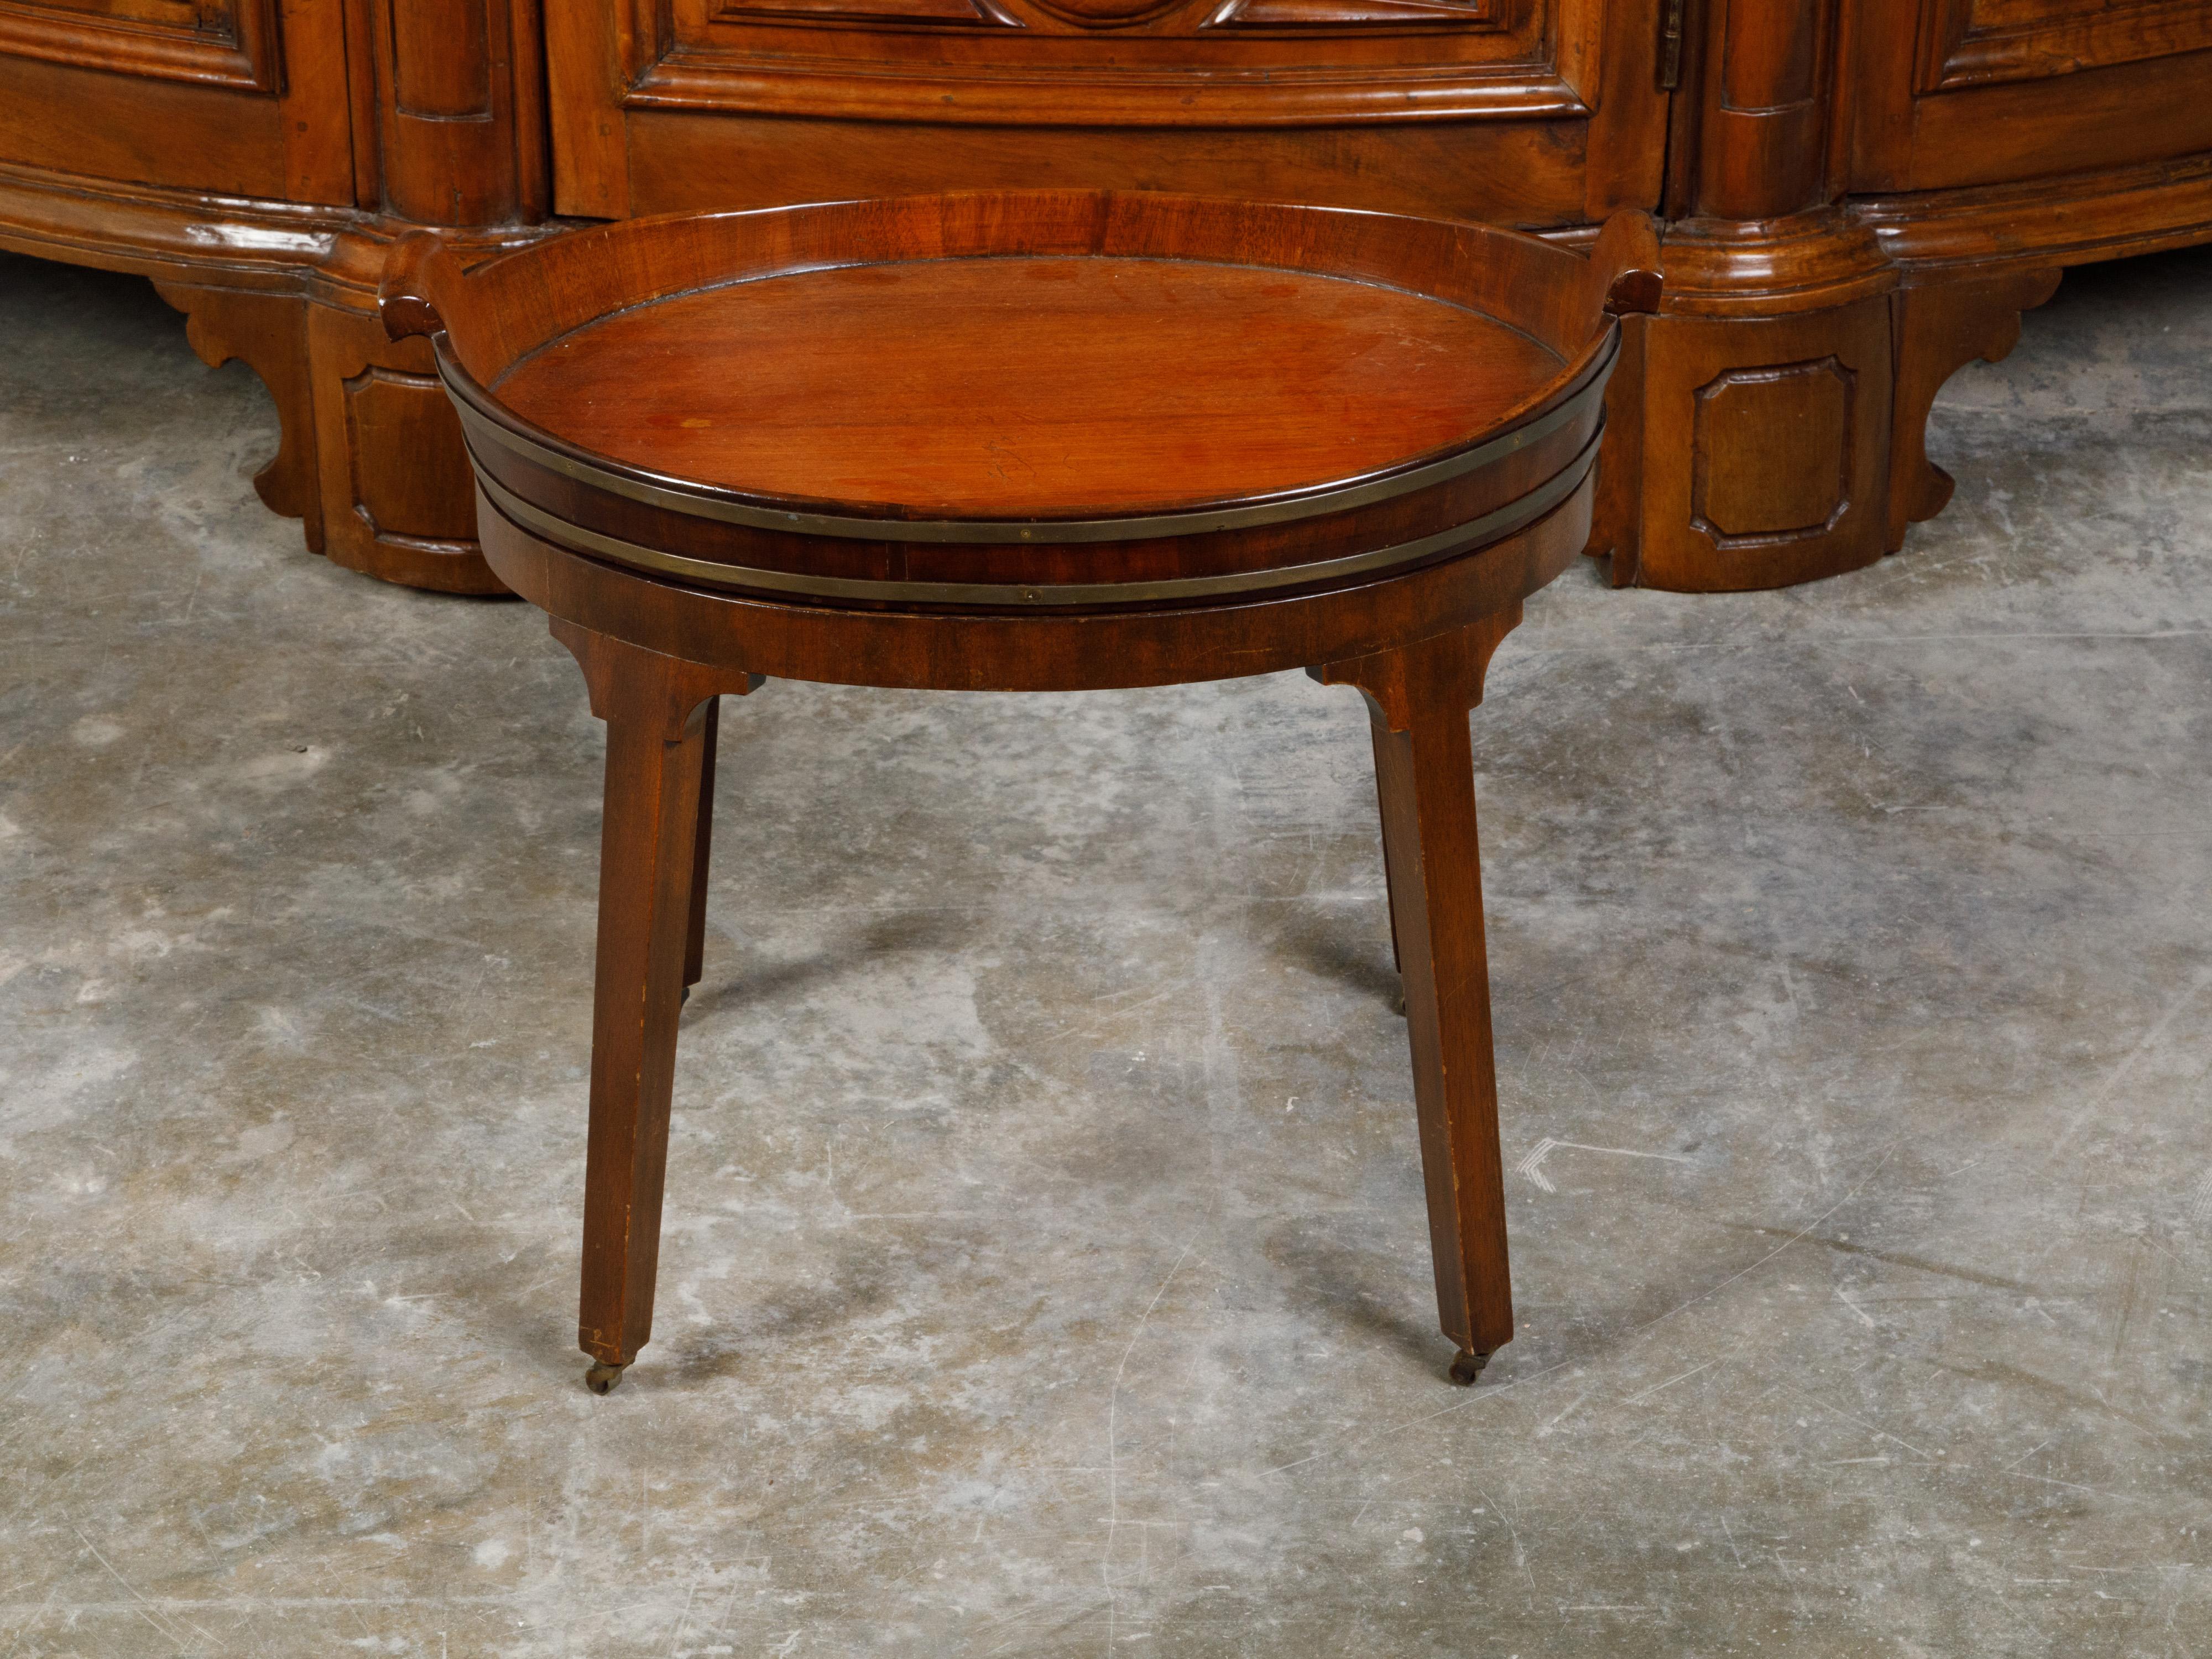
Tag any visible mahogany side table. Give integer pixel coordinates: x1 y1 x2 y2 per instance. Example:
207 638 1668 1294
382 193 1661 1394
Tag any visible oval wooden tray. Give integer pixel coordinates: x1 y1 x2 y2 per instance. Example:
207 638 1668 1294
373 193 1666 1393
383 192 1659 613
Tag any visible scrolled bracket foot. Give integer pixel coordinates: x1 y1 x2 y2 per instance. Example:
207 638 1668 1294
1887 265 2063 553
151 280 322 550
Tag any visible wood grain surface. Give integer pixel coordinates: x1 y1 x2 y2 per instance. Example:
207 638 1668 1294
493 255 1564 518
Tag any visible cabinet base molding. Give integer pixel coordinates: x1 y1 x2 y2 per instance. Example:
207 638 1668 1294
0 161 552 595
1886 268 2065 555
1858 152 2212 275
1592 150 2212 592
1604 296 1896 593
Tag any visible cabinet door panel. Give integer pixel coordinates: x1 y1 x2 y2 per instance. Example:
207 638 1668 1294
1918 0 2212 89
0 0 275 87
553 0 1666 226
1851 0 2212 190
645 0 1563 121
1910 45 2212 185
0 0 350 201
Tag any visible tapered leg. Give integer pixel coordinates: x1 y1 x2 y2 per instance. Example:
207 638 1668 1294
549 620 760 1393
1369 695 1512 1374
682 696 721 997
1316 609 1522 1381
1374 763 1405 981
576 679 710 1392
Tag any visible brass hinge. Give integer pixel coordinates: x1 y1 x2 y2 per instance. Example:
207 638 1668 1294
1658 0 1687 90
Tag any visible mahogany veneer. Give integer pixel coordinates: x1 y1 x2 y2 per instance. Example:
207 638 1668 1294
492 259 1567 516
382 190 1663 1391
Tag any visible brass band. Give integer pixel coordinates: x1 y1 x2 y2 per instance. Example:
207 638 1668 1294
469 423 1603 609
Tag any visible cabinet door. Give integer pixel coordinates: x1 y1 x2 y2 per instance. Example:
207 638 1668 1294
0 0 353 202
1849 0 2212 190
549 0 1668 228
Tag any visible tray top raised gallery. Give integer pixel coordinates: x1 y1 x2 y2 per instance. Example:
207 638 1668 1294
382 192 1657 619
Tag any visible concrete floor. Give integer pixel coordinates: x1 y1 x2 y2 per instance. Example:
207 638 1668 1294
1 243 2208 1658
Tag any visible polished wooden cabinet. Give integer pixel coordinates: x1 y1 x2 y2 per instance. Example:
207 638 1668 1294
4 0 2209 593
0 0 544 592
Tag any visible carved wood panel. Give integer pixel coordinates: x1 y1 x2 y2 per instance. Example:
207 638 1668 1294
1634 299 1892 592
1691 356 1855 543
342 366 478 548
0 0 279 88
1916 0 2212 91
307 302 506 593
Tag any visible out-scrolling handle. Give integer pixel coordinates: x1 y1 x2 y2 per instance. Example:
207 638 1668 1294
1585 209 1663 324
379 229 467 343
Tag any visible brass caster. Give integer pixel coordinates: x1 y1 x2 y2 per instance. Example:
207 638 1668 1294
1447 1348 1490 1386
585 1361 628 1395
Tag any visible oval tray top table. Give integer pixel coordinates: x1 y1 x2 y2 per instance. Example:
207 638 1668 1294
382 192 1661 1395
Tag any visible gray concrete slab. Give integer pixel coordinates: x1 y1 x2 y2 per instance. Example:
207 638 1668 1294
1 246 2208 1657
